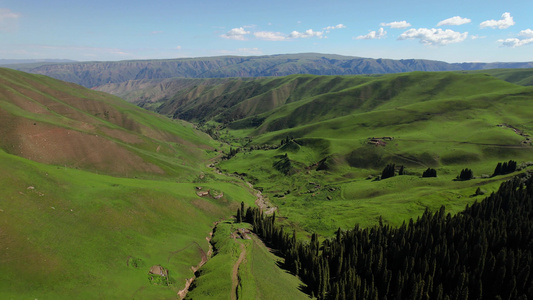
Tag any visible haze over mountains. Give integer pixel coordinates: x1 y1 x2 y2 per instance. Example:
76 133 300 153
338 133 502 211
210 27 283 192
6 53 533 89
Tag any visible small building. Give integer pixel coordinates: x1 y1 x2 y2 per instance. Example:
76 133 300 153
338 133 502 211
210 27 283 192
149 265 168 277
197 191 210 197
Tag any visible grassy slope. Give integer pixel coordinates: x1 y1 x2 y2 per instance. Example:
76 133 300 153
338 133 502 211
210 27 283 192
473 68 533 86
186 222 308 300
0 67 217 179
216 71 533 234
0 68 265 298
0 150 257 299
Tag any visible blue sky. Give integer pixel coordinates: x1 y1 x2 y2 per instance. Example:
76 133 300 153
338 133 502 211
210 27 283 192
1 0 532 62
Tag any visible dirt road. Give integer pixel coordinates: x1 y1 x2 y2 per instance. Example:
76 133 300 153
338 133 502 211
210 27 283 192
231 243 247 300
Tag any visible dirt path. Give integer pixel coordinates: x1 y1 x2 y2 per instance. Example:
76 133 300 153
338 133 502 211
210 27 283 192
177 222 218 300
243 182 277 215
231 243 247 300
207 163 277 215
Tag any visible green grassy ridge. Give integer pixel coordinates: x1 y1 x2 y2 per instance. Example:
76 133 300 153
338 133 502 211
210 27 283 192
150 74 376 124
0 150 256 299
0 68 218 178
214 72 533 235
110 70 531 136
249 82 533 147
243 72 526 135
186 222 308 300
1 67 214 146
471 68 533 86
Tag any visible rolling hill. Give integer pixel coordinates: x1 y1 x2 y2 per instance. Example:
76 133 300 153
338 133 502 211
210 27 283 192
116 70 533 233
7 53 533 89
0 68 262 299
0 67 220 179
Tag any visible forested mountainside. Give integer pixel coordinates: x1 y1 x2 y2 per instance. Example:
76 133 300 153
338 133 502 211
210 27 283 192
7 53 533 88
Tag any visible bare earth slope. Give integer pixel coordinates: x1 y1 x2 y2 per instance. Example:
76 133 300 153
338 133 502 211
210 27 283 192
0 67 215 178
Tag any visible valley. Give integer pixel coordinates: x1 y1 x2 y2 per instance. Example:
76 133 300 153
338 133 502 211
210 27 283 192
1 64 532 299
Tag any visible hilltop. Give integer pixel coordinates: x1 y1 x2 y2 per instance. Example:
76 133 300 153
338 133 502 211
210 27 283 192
6 53 533 89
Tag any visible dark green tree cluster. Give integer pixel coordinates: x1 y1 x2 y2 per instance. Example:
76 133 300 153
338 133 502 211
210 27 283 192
458 168 473 180
240 175 533 299
422 168 437 177
273 153 292 175
493 160 518 176
280 136 295 146
381 164 396 180
224 147 241 159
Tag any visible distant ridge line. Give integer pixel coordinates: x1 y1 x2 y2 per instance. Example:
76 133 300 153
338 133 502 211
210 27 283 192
4 53 533 88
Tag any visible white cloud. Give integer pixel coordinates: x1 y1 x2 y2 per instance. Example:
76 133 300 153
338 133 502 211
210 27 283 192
498 29 533 47
519 29 533 38
176 45 182 50
0 8 19 21
498 37 533 47
289 29 324 39
355 28 387 40
380 21 411 29
222 24 343 42
480 12 515 29
0 8 20 32
324 24 346 31
254 31 287 41
437 16 471 26
399 28 468 46
470 35 485 40
220 27 250 40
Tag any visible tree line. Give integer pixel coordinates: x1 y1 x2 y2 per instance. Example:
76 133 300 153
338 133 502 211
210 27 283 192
237 174 533 299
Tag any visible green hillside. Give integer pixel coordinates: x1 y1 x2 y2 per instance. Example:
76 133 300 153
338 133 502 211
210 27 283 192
92 70 533 235
0 67 219 179
0 68 270 298
473 68 533 86
0 150 255 299
204 72 533 234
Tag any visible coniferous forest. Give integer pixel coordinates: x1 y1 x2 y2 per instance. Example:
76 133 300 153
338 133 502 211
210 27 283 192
238 174 533 299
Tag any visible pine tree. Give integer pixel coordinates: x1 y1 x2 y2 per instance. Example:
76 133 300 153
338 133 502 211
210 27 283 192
382 164 396 180
423 168 437 178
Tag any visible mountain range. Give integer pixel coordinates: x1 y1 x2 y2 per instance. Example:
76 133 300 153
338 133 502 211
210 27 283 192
5 53 533 89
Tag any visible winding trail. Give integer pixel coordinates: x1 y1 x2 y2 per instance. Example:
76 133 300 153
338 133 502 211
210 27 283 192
177 222 218 300
231 243 247 300
245 182 277 215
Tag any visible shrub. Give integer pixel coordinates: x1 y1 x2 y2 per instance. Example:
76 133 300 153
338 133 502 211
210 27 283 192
422 168 437 177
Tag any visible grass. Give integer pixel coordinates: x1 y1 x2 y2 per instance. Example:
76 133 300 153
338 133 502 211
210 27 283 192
186 221 308 300
215 71 533 235
0 147 255 299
